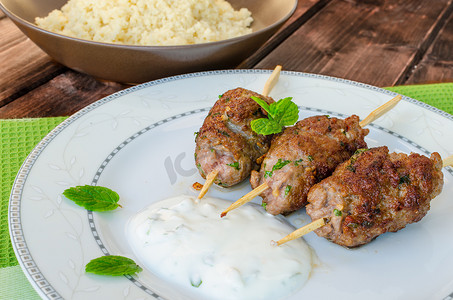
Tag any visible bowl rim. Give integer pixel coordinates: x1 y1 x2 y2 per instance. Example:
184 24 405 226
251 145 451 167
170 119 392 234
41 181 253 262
0 0 298 49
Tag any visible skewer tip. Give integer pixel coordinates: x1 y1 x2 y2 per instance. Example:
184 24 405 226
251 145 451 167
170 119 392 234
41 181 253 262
197 169 219 200
218 183 269 216
274 217 327 246
262 65 283 97
359 94 402 128
442 154 453 168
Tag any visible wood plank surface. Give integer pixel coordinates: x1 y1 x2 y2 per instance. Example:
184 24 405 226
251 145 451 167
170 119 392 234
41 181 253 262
0 18 64 107
406 7 453 84
0 16 128 118
0 0 326 119
240 0 331 68
0 0 452 119
0 70 126 118
255 0 453 87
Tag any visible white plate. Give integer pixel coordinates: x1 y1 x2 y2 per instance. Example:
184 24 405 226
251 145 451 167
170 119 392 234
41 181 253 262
9 70 453 300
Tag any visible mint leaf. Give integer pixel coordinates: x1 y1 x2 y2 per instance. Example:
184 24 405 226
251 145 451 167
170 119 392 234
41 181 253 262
86 255 142 276
251 118 283 135
63 185 121 211
250 96 299 135
251 96 271 115
272 97 299 126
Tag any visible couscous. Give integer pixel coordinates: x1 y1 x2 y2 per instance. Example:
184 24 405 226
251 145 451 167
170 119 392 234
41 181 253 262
35 0 253 46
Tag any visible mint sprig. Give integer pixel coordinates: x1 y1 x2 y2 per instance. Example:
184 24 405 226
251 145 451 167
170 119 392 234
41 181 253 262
63 185 121 211
250 96 299 135
86 255 142 276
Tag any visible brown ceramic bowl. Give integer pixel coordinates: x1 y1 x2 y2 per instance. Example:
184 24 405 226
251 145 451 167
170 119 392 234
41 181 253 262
0 0 297 84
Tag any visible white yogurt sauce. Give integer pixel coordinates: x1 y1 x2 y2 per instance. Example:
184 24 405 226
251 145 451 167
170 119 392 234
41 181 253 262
127 195 312 300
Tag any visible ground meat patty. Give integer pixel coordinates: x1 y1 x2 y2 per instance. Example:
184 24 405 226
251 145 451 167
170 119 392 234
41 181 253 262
306 146 444 248
195 87 274 187
250 115 369 215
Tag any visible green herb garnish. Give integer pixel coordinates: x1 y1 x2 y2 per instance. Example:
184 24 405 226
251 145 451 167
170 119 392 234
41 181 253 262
346 165 356 173
250 96 299 135
284 185 292 196
63 185 121 211
273 159 291 171
265 159 292 178
307 155 313 162
261 202 267 210
333 209 342 216
191 278 203 288
346 149 368 173
227 162 240 170
264 170 273 178
85 255 142 276
196 163 205 176
294 159 303 166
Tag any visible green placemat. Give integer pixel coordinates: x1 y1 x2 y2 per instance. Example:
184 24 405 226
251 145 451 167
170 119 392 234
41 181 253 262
1 117 67 267
0 83 451 299
385 83 453 114
1 117 67 299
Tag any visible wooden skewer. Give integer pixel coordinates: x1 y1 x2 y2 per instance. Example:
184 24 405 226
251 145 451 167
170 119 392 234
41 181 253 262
220 183 268 217
359 95 402 128
220 183 269 217
271 218 327 246
262 65 282 97
442 155 453 168
274 154 453 246
220 94 403 216
196 65 282 200
197 169 219 199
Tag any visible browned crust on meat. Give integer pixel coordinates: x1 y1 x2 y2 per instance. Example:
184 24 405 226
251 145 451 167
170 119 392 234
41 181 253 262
251 114 369 215
195 88 274 187
306 146 444 248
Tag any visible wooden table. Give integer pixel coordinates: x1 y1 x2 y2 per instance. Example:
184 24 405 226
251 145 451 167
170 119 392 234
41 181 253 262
1 0 452 119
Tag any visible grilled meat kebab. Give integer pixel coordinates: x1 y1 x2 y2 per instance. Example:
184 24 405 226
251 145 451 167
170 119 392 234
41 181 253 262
306 146 444 248
195 87 274 187
250 115 369 215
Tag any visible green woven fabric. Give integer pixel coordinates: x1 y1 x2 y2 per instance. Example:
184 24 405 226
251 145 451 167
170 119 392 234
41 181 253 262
0 266 41 300
385 83 453 114
0 83 451 298
0 117 67 268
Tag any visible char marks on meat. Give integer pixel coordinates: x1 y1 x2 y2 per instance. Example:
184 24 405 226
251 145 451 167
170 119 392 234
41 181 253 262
306 146 444 248
250 115 369 215
195 88 274 187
